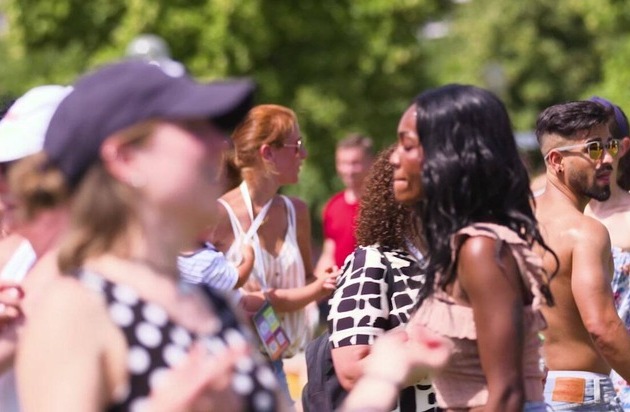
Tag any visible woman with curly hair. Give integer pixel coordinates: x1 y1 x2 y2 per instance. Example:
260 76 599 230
394 84 556 411
327 145 438 412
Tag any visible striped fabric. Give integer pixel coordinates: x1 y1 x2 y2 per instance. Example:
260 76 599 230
178 243 238 291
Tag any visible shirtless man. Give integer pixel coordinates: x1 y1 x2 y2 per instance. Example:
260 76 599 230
535 100 630 410
584 96 630 408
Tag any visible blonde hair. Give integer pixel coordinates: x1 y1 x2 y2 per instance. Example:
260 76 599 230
57 120 156 273
232 104 298 174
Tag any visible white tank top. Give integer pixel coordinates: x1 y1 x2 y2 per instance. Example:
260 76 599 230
218 184 308 356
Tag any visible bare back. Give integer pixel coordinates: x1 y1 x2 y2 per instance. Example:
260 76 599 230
535 193 614 374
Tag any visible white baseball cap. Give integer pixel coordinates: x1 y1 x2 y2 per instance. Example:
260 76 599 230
0 85 73 163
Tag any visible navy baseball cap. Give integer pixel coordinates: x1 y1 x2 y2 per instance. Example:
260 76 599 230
44 60 255 188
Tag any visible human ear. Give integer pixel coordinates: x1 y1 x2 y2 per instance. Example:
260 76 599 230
259 144 274 162
546 151 564 174
100 134 143 186
620 137 630 157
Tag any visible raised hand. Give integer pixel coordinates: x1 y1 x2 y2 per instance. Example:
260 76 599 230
144 341 244 412
0 282 24 332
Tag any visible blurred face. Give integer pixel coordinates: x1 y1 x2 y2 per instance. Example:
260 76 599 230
134 119 229 225
390 104 423 205
271 125 307 185
335 146 372 191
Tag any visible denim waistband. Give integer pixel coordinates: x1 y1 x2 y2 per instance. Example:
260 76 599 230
543 371 622 411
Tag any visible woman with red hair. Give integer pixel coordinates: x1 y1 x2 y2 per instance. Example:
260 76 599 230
210 104 337 400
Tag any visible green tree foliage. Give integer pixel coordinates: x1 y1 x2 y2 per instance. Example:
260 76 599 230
424 0 591 130
0 0 450 238
6 0 630 237
424 0 630 133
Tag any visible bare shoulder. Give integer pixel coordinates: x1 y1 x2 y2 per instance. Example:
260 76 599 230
24 276 111 347
209 189 241 248
458 235 511 267
286 196 308 215
287 196 310 226
28 275 108 329
458 235 516 275
220 187 242 204
217 188 242 216
537 198 607 250
457 235 520 298
573 214 611 249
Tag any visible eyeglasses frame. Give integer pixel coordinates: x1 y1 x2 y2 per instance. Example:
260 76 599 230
544 138 620 161
279 139 303 154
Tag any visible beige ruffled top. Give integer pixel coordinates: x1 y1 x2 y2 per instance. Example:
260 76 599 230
411 223 548 409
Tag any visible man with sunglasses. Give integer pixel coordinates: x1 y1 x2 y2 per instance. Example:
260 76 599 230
584 96 630 410
535 100 629 411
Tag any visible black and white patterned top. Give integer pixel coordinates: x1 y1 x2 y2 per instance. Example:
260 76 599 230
78 269 278 412
327 245 439 412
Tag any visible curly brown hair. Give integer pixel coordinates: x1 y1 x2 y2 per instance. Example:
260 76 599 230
355 144 418 250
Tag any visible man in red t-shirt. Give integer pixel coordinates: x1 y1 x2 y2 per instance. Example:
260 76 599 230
316 134 374 273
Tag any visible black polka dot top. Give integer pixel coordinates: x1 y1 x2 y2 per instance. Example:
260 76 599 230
78 269 279 412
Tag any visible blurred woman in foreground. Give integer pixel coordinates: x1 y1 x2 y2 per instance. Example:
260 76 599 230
17 61 284 412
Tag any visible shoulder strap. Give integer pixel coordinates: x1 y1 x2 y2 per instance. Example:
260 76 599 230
239 182 273 241
280 195 297 237
217 198 245 239
0 239 36 282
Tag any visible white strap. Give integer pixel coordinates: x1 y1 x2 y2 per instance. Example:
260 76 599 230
239 182 275 290
217 198 245 239
240 182 273 242
280 195 297 238
0 239 36 283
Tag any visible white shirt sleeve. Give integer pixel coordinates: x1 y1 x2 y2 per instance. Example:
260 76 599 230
178 246 239 291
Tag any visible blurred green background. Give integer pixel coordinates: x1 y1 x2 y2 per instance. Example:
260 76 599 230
2 0 630 240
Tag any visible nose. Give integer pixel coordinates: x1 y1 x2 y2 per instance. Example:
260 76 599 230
389 146 400 166
601 147 614 164
299 145 308 160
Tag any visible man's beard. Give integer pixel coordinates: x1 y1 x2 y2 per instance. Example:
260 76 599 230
570 169 611 201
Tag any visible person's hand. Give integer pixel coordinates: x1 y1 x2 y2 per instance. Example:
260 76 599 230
144 341 245 412
403 323 453 381
238 292 266 317
363 327 453 388
0 282 24 333
315 265 339 299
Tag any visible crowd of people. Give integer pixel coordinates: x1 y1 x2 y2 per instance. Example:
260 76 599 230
0 57 629 412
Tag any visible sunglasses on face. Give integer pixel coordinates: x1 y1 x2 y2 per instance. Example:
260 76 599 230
545 138 620 161
280 139 303 154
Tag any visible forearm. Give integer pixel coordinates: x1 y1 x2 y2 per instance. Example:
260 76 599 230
265 282 323 313
331 345 371 391
590 319 630 380
341 375 400 412
484 384 525 412
235 263 253 289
